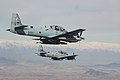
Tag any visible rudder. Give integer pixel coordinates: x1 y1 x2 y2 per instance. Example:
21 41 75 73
11 13 22 26
10 13 22 32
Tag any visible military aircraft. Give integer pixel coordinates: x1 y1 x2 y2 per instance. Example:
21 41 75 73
35 45 77 60
6 13 85 44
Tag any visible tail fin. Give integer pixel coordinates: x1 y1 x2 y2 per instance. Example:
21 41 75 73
10 13 22 32
36 45 46 56
38 45 46 54
11 13 22 27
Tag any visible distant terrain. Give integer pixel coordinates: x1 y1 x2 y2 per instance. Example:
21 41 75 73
0 40 120 80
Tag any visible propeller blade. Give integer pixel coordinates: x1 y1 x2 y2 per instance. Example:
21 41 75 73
80 31 83 36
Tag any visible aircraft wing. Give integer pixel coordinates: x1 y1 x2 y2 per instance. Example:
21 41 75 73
57 55 78 60
45 28 85 40
6 25 28 31
65 28 85 36
33 28 85 44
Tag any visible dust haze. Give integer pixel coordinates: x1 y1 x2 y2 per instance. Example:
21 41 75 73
0 40 120 80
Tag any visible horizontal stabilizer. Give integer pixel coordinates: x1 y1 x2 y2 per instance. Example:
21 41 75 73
6 29 10 31
15 25 28 29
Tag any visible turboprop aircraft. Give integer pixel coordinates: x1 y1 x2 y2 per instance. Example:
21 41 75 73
35 45 77 60
6 13 85 44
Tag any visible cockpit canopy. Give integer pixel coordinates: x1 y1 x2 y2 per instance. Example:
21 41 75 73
58 51 68 55
50 25 67 32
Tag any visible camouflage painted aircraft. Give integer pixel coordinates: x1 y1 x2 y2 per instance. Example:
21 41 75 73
36 45 77 60
7 13 85 44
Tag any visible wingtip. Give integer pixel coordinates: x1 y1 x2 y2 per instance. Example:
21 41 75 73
79 28 86 31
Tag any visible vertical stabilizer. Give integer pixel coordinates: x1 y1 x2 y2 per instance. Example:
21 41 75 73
36 45 46 57
38 45 46 54
11 13 22 26
10 13 22 32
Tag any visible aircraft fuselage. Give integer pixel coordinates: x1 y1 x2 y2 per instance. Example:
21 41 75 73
7 13 85 44
14 25 67 37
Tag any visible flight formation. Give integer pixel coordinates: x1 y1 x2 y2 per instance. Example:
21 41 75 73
7 13 86 60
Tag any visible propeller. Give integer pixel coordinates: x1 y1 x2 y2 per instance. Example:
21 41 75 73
77 33 80 38
77 31 83 38
80 31 83 36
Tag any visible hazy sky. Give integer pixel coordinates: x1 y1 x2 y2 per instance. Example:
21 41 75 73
0 0 120 43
